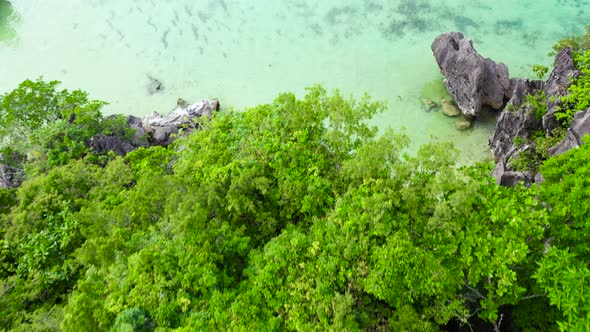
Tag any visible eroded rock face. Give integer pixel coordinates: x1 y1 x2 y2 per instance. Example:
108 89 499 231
489 78 543 162
492 161 535 187
542 48 582 132
487 48 583 186
429 32 585 187
142 99 220 146
88 99 220 155
0 163 19 189
432 32 511 117
88 134 137 156
549 108 590 155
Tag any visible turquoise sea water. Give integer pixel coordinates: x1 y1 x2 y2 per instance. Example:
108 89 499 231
0 0 588 162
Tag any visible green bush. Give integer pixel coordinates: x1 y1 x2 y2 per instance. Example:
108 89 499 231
111 308 153 332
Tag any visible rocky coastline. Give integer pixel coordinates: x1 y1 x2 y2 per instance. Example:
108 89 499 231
432 32 590 186
3 32 587 190
88 98 220 156
0 98 220 189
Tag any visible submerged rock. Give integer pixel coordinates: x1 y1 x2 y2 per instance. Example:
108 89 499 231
455 118 472 130
421 97 438 112
432 32 511 117
420 78 451 111
441 98 461 117
147 75 163 95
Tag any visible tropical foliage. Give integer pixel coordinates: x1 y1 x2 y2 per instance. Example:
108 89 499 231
3 27 590 330
0 80 588 331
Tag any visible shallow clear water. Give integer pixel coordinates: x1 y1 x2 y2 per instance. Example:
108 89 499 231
0 0 588 162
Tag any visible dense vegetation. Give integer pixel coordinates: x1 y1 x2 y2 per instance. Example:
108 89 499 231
1 35 590 331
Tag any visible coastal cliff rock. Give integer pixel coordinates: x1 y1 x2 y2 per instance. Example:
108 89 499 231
487 47 582 186
489 78 543 162
431 32 511 117
430 32 585 186
549 108 590 155
488 79 542 186
88 99 220 155
542 48 582 132
88 134 137 156
142 99 220 146
0 163 19 189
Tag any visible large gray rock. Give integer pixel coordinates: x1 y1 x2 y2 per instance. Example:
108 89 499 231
491 143 536 187
549 108 590 155
0 151 24 189
87 99 220 156
495 169 535 187
88 134 137 156
487 48 582 186
88 115 148 156
127 115 148 147
432 32 511 117
489 78 543 162
142 99 220 146
0 164 19 189
542 48 581 133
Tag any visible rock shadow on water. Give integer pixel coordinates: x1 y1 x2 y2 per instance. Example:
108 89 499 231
452 15 479 33
494 18 523 35
324 5 363 39
379 0 437 39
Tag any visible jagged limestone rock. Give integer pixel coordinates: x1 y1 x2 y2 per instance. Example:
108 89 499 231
549 108 590 155
542 48 582 133
432 32 511 117
142 99 220 146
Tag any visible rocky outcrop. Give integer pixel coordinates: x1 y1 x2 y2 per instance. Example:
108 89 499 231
0 150 24 189
487 48 583 186
87 98 220 155
142 99 220 146
489 78 543 162
432 32 511 117
492 163 535 187
88 134 137 156
542 48 582 132
431 32 586 186
0 163 19 189
549 108 590 155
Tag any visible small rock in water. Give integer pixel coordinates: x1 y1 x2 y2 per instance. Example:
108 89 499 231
421 97 438 112
177 98 189 108
455 118 472 130
147 75 163 95
441 99 461 117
